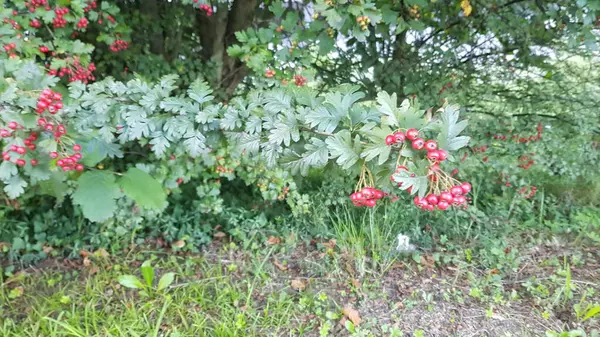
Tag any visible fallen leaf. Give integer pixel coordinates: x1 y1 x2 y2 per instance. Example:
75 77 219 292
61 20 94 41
291 279 306 291
420 254 435 269
94 248 110 258
79 250 90 258
266 236 281 245
342 305 361 326
324 239 337 250
172 240 185 248
213 232 226 239
273 259 288 271
350 279 361 288
83 257 91 267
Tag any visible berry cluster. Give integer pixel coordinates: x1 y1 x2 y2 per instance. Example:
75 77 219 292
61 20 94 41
192 1 214 16
293 75 307 87
49 61 96 83
2 17 22 31
356 15 370 31
109 40 130 52
413 182 471 211
386 128 448 162
35 89 64 114
76 18 89 29
53 7 70 28
54 145 84 172
265 69 275 78
25 0 50 12
517 185 537 199
2 42 16 53
83 1 97 13
29 18 41 28
350 187 385 208
3 133 38 167
517 154 535 170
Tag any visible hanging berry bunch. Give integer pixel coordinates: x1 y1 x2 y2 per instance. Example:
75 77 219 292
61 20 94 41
349 163 387 208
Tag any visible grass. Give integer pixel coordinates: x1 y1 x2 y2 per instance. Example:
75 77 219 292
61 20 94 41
1 207 599 337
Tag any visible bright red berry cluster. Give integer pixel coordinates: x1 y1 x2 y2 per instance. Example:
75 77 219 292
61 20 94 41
35 88 64 114
109 40 130 52
517 154 535 170
25 0 49 12
192 1 214 16
3 42 16 53
293 75 307 87
76 18 89 29
2 132 38 167
49 61 96 83
29 18 41 28
388 128 448 162
350 187 386 208
53 7 70 28
83 1 97 12
413 182 471 211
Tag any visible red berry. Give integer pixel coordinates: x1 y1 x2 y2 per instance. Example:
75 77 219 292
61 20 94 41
30 159 39 166
45 124 54 131
53 92 62 101
424 140 437 151
364 199 376 208
0 129 10 137
49 151 58 159
406 128 419 140
373 189 385 200
362 187 375 199
16 147 26 155
440 192 453 203
450 186 463 196
8 122 18 130
38 118 47 126
426 151 440 161
10 145 18 152
453 195 466 205
57 159 65 166
461 182 472 194
412 138 425 150
75 164 84 171
426 204 435 211
437 149 448 161
62 166 71 172
437 201 450 210
54 101 63 110
73 144 81 151
393 132 405 143
73 153 82 160
16 159 26 166
350 192 359 201
37 101 48 110
28 144 36 151
385 135 396 145
2 153 10 161
425 194 439 205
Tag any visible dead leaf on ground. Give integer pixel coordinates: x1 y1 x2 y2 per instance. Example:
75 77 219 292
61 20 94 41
350 279 361 289
420 254 435 268
342 305 361 326
172 240 185 248
79 250 90 258
213 232 226 239
94 248 110 258
83 257 91 267
273 259 288 271
291 279 306 291
323 239 337 250
266 236 281 245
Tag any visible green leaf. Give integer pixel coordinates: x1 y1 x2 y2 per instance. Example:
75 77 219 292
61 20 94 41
268 112 300 146
140 261 154 287
376 91 399 127
188 79 214 105
39 174 68 202
157 272 175 291
437 105 470 151
183 131 207 157
582 305 600 321
72 171 121 223
4 175 27 199
326 130 361 170
391 172 428 198
281 138 329 175
0 161 17 181
119 167 167 210
361 142 391 165
118 275 145 289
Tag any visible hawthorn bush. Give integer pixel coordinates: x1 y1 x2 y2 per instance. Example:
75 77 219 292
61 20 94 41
1 0 599 260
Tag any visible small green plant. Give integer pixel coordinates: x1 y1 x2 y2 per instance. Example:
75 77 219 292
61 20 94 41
117 260 175 296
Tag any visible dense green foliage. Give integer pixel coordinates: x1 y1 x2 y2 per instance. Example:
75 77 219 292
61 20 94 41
0 0 599 265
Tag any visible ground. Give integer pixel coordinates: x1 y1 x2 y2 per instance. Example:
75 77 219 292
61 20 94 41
1 233 598 337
